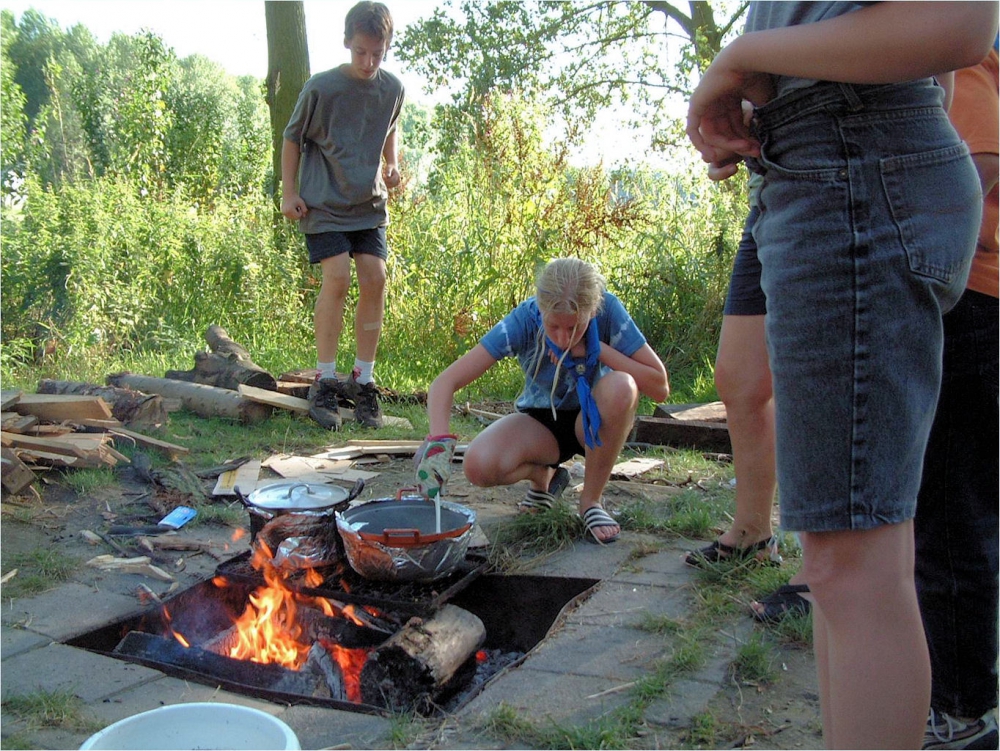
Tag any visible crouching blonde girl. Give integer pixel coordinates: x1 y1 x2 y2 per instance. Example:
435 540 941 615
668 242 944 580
415 258 669 544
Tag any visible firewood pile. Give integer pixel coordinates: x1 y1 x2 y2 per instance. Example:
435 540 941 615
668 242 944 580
0 383 186 496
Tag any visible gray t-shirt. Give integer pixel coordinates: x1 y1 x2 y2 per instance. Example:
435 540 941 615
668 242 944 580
745 2 874 99
283 65 405 233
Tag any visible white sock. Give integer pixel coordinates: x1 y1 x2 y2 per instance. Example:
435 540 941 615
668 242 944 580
317 361 337 380
352 359 374 385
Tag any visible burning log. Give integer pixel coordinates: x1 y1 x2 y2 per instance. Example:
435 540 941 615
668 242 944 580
360 604 486 712
165 325 277 392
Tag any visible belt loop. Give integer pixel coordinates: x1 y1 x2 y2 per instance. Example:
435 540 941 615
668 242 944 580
839 83 864 112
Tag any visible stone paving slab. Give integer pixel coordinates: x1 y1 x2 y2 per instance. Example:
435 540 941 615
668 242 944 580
0 581 139 641
0 623 50 658
280 704 394 750
0 643 162 703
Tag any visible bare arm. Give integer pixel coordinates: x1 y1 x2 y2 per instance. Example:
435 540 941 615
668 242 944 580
279 139 307 220
688 2 998 162
382 127 400 188
599 342 670 403
426 345 498 435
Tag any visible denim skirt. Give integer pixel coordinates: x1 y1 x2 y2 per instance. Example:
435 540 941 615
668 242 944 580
748 79 982 532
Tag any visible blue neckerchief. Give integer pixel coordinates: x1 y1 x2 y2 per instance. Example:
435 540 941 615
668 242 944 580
535 304 603 449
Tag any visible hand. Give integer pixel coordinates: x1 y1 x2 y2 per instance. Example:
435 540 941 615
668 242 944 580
383 164 400 189
281 195 308 221
414 434 457 499
686 44 774 164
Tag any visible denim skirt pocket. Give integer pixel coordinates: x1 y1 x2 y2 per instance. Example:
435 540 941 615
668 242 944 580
880 142 981 287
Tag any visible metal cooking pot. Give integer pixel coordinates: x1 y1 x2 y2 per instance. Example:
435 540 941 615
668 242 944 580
238 479 363 570
335 489 477 582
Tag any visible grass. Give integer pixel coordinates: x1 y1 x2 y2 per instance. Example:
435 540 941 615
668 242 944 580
731 632 779 685
1 549 80 600
1 688 103 733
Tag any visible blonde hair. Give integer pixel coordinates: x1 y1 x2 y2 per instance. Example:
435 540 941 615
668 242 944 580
531 258 606 412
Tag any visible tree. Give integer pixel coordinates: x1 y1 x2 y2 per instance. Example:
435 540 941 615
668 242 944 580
264 0 309 202
395 0 747 155
1 11 27 198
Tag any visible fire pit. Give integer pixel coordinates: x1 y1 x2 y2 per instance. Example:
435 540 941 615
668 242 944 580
65 549 597 716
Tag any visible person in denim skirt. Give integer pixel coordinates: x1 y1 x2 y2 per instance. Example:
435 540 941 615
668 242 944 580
686 3 997 748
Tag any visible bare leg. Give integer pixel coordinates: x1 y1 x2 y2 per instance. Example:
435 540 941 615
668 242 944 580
463 413 561 491
575 371 638 541
314 254 352 366
352 253 386 365
715 314 776 549
802 521 930 749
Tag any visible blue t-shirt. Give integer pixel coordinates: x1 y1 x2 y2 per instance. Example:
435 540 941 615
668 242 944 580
479 292 646 411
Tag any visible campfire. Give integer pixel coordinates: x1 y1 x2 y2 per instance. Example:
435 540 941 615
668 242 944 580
103 541 524 714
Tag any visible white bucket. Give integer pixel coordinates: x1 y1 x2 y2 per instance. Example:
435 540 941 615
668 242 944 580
79 702 300 750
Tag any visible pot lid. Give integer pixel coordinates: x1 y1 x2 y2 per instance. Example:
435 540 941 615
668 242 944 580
247 481 350 510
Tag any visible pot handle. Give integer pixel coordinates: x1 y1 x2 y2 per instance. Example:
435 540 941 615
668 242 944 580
380 528 422 543
396 487 427 501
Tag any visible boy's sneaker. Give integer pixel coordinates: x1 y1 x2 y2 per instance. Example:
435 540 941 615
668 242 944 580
924 708 999 750
307 377 342 431
352 380 383 429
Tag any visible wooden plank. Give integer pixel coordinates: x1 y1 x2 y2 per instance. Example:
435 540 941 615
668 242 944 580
308 447 365 461
1 413 38 433
611 457 664 478
15 449 80 467
0 391 23 411
1 432 90 458
631 416 732 454
237 383 310 413
276 380 310 398
655 401 727 423
1 448 36 494
212 459 261 496
14 394 113 421
108 426 189 458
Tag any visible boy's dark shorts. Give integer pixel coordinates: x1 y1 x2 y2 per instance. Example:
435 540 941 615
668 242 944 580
520 408 584 466
723 205 767 317
306 227 388 265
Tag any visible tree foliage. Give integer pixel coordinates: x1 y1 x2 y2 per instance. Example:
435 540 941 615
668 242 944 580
396 0 747 155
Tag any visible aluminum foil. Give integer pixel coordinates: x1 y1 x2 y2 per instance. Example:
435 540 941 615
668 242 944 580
336 503 477 582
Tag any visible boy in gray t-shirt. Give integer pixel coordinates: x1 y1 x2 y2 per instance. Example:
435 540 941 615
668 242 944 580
280 1 405 431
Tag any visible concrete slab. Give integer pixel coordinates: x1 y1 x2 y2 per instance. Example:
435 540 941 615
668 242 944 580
84 675 283 726
1 624 51 658
0 582 140 641
456 667 638 727
523 621 669 680
280 704 394 750
0 643 162 703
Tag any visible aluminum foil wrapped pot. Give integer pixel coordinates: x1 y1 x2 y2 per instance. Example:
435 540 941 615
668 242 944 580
241 480 360 570
335 490 477 582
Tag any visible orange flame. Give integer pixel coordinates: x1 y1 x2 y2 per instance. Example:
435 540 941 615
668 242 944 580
216 541 375 697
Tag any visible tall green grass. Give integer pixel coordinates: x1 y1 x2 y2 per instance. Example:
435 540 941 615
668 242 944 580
1 94 746 403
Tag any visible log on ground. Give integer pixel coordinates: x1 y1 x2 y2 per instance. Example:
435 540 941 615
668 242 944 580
164 325 277 391
107 373 272 424
36 379 167 428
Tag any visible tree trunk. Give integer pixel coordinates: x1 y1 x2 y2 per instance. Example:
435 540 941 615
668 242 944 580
164 325 277 391
106 373 273 424
265 1 310 203
35 379 168 428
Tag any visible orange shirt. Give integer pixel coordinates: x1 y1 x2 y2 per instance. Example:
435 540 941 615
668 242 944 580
948 49 999 299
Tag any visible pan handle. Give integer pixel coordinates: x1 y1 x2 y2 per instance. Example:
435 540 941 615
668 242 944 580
380 528 422 543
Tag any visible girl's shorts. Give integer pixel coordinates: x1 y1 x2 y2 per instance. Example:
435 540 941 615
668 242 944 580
520 408 584 466
749 79 981 533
